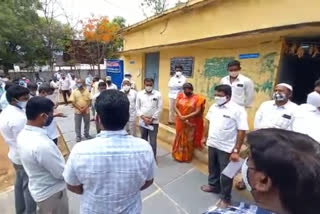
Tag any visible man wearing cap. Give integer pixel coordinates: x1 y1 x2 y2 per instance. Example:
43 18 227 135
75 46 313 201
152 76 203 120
254 83 298 130
124 72 136 90
106 76 118 90
293 90 320 143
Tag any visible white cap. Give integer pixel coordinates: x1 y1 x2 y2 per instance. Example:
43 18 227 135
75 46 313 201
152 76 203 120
307 91 320 108
106 76 112 81
124 72 131 76
276 83 293 91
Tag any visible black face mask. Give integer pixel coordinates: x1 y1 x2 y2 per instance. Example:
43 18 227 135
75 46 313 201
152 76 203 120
185 92 193 97
45 115 54 126
107 80 111 85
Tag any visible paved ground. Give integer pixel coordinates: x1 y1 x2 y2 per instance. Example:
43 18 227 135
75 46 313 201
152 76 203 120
0 105 247 214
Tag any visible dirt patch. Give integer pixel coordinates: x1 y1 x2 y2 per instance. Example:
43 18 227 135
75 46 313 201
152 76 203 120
0 126 70 193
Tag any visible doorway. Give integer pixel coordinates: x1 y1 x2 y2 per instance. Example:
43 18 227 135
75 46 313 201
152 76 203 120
145 52 160 90
278 41 320 104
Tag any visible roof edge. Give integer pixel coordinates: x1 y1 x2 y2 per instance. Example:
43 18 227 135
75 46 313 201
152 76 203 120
121 0 215 34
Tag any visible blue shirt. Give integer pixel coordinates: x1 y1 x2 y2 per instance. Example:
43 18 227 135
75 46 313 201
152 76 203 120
63 130 155 214
204 202 276 214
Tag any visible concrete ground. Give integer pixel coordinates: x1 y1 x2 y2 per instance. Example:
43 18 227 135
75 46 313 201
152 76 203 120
0 105 247 214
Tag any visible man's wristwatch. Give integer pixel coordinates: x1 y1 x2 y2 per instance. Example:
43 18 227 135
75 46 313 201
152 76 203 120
233 149 239 154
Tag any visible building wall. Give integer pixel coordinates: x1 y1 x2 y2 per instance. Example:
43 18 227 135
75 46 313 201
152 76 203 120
123 0 320 51
124 39 283 129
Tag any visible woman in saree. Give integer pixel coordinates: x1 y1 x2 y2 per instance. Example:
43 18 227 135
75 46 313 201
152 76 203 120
172 83 206 162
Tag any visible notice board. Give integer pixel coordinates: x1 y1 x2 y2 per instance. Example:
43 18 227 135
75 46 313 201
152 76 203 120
170 57 194 77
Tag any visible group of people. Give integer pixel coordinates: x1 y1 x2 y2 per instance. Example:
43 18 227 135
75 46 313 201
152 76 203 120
0 58 320 214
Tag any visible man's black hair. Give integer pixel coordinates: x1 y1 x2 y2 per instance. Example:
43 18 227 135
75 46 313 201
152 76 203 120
314 79 320 87
95 90 129 130
27 82 38 91
214 84 232 97
227 60 241 69
26 97 54 120
182 83 193 90
38 83 51 93
6 85 29 103
98 81 106 88
144 78 154 84
4 81 14 91
247 128 320 214
175 65 183 71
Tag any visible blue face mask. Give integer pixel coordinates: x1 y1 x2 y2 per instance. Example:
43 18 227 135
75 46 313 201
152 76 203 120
44 114 54 126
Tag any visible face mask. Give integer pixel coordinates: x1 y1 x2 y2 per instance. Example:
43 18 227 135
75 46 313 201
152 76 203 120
229 71 239 78
145 86 153 93
44 114 54 126
76 83 83 88
123 85 131 92
241 158 253 192
214 96 227 105
273 92 286 101
16 99 27 109
106 80 112 85
185 92 192 97
176 72 182 77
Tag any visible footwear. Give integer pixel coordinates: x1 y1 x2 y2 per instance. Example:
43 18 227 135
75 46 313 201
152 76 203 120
217 199 231 209
76 137 81 142
200 185 221 194
85 135 93 140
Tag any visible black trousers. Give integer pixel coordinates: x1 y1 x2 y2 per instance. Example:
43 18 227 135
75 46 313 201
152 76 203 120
208 147 233 202
61 90 71 104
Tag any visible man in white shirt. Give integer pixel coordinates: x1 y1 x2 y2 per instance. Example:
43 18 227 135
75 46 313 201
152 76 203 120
69 73 77 91
17 97 68 214
121 79 137 136
254 83 298 130
106 76 118 90
168 65 187 124
220 60 254 108
59 74 71 105
85 72 93 92
200 84 248 208
0 81 14 111
124 72 137 90
0 85 37 214
63 90 155 214
92 81 107 133
38 83 64 145
136 78 163 159
293 91 320 143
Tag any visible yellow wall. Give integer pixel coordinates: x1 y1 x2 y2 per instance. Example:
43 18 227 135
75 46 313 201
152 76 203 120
123 0 320 51
123 39 282 129
122 53 144 90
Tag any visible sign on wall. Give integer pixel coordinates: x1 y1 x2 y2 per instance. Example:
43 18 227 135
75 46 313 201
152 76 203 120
170 57 194 77
239 53 260 59
106 59 124 89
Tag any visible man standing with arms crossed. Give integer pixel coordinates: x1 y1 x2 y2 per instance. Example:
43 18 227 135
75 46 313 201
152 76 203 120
168 65 187 125
69 79 92 142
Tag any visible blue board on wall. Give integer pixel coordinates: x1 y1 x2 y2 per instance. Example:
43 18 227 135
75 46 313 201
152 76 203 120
239 53 260 59
106 59 124 89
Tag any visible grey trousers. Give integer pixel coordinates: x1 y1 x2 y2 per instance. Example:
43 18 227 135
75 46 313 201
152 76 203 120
208 147 233 202
168 98 176 123
140 124 159 159
38 190 69 214
74 113 90 139
13 163 37 214
125 121 137 137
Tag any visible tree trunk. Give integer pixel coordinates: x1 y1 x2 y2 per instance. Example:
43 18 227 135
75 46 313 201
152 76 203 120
3 66 9 76
98 63 101 78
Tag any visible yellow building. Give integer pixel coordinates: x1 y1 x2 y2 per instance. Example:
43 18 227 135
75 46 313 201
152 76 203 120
121 0 320 128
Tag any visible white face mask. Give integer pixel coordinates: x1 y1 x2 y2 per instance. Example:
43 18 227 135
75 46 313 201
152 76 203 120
176 72 182 77
229 71 239 78
123 85 131 92
16 100 27 109
273 92 287 101
214 96 227 105
241 158 253 192
145 86 153 92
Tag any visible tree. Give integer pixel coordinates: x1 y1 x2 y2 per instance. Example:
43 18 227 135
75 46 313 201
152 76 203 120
140 0 168 16
82 16 119 76
105 17 127 59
